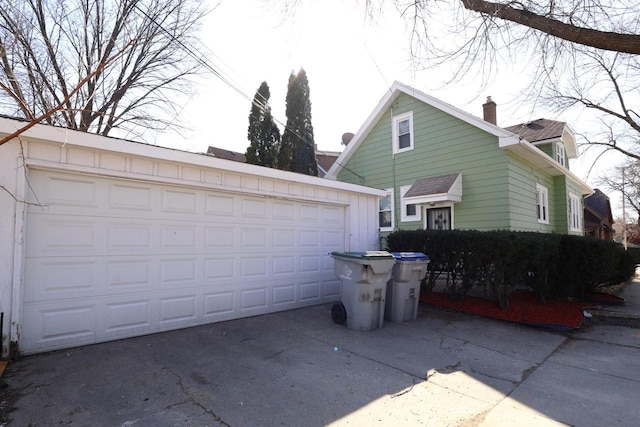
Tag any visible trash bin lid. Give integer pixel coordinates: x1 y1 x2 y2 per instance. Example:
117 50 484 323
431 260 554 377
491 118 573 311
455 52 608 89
331 251 394 260
390 252 429 261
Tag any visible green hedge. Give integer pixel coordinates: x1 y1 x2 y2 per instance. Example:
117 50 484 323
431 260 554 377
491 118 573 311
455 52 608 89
385 230 635 308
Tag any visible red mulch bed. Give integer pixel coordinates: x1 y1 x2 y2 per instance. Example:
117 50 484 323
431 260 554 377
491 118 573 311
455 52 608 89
585 293 626 306
420 291 598 330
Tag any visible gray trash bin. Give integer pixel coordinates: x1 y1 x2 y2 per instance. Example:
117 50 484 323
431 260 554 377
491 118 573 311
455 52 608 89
330 251 396 331
385 252 430 323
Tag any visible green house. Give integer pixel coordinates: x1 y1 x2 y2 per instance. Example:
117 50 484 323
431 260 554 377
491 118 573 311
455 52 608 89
326 82 592 238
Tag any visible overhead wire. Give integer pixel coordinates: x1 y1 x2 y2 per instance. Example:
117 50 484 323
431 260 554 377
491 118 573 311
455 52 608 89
131 2 314 154
131 2 370 181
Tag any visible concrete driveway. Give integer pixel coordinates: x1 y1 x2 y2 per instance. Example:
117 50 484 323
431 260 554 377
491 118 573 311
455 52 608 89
1 303 639 426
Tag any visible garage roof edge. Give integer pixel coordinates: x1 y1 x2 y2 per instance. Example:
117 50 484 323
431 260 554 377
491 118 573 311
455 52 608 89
0 117 386 197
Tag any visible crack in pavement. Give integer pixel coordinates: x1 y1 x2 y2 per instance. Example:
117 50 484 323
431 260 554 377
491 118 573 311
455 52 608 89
460 335 570 426
159 364 231 427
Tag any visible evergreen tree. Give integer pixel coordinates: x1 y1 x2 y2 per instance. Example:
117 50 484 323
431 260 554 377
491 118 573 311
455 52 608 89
278 69 318 176
246 82 280 167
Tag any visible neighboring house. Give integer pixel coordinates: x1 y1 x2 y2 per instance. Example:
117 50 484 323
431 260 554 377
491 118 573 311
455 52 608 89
315 148 341 177
326 81 592 236
206 145 340 177
206 146 247 162
584 188 615 240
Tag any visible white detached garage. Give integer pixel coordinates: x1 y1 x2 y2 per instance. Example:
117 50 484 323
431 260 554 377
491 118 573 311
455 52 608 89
0 117 383 356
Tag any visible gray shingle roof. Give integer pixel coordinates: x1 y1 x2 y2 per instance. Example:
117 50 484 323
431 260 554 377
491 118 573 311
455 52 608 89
405 173 460 197
504 119 566 143
206 146 246 162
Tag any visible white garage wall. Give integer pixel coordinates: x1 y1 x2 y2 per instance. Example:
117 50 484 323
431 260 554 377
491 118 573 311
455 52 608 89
0 117 384 356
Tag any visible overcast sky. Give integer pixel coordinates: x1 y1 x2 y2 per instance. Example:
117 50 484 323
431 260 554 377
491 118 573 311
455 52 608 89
151 0 626 215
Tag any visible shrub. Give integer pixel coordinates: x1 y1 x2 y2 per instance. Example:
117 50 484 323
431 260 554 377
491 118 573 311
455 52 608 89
385 230 635 306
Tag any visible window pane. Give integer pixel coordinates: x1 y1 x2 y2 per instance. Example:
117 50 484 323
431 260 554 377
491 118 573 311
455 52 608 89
379 195 390 211
398 119 410 135
379 211 392 228
406 203 416 216
398 133 411 149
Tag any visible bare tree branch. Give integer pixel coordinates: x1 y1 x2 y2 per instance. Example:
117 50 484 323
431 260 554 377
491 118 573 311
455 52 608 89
0 0 205 139
460 0 640 54
0 41 133 146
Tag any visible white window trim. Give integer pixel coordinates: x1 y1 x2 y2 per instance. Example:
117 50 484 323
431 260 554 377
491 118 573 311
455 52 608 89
400 184 421 222
392 111 414 155
423 203 455 230
556 142 566 167
569 193 581 232
379 188 395 232
536 184 549 224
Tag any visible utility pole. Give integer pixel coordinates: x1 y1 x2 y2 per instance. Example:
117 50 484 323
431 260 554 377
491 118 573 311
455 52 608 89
622 167 628 250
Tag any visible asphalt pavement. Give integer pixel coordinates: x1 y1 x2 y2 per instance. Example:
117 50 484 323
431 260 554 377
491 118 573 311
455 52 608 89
1 278 639 426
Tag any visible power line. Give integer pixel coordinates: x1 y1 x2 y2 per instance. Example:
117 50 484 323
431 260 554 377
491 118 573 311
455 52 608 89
131 2 314 153
131 3 372 181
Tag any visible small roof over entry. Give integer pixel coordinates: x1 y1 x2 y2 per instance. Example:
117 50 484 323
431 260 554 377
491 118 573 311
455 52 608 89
404 173 462 204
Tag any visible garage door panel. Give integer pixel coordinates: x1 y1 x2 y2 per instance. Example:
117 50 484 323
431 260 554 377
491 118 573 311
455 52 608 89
24 259 99 302
203 291 235 317
241 287 268 311
241 197 267 218
108 222 153 250
22 302 97 351
161 188 198 214
322 205 344 224
273 256 295 275
323 279 342 297
107 259 152 288
204 226 236 249
110 183 153 212
204 257 235 280
205 193 235 216
102 299 153 336
272 284 296 306
22 169 347 354
47 175 98 208
300 281 321 301
27 216 99 255
158 294 198 325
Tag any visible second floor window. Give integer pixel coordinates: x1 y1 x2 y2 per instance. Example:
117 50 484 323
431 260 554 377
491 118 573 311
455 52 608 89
556 142 566 167
392 112 414 154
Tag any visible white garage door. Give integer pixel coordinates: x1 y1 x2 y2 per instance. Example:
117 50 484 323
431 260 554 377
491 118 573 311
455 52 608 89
21 169 345 354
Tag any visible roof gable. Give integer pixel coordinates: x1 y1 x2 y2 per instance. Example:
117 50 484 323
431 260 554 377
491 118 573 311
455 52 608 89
325 81 519 178
325 81 591 195
584 188 614 223
315 150 341 177
504 119 578 158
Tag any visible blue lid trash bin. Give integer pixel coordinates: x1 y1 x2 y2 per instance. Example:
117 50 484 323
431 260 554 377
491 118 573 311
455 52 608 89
330 251 396 331
385 252 430 323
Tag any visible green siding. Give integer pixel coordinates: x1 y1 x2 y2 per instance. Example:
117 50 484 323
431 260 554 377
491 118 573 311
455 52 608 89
538 143 553 158
337 92 582 235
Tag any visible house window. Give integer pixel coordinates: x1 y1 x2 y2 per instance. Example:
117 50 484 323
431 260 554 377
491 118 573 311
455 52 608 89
536 184 549 224
400 185 420 222
426 207 451 230
392 112 414 154
569 193 581 232
556 143 566 167
379 188 394 231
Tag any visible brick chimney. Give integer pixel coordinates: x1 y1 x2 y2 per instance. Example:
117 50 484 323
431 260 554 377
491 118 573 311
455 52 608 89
483 96 497 125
